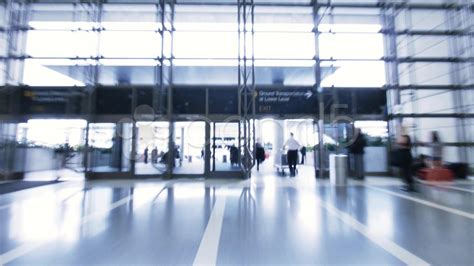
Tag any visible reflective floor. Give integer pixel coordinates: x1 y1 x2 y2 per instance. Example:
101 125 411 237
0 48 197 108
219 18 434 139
0 175 473 265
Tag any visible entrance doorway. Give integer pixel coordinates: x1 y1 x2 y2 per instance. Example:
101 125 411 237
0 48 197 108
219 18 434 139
253 118 319 178
135 121 206 176
135 121 169 176
211 122 241 174
173 121 205 175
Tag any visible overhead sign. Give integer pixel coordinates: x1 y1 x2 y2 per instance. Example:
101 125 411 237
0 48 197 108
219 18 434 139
21 88 84 115
256 89 317 114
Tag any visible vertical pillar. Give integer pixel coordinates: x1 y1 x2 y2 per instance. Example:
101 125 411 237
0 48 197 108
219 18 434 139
447 6 468 163
111 123 123 170
84 122 90 175
318 109 325 178
273 120 284 167
167 121 174 178
121 123 133 172
204 121 211 176
381 2 401 174
313 2 326 178
180 126 184 162
130 123 137 174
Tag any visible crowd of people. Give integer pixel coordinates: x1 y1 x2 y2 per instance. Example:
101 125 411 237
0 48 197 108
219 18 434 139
142 145 181 167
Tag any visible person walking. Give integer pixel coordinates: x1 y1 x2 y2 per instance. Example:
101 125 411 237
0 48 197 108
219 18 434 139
284 132 301 177
397 134 415 191
255 140 266 171
348 128 367 180
429 131 442 168
144 147 149 164
151 147 158 164
300 146 306 164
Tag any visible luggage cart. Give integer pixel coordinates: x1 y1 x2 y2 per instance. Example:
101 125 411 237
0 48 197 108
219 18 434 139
274 152 288 175
275 150 300 175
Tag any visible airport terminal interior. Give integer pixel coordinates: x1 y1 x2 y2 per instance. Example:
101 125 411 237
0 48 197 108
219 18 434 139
0 0 473 265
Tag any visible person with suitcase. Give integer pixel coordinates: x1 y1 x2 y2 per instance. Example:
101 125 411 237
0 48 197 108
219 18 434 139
284 132 301 177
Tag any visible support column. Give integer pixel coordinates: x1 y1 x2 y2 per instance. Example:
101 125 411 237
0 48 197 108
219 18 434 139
111 123 123 171
204 121 211 176
318 111 325 178
180 126 184 162
273 120 284 167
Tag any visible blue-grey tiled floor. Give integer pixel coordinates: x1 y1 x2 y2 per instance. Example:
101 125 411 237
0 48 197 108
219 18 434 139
0 176 473 265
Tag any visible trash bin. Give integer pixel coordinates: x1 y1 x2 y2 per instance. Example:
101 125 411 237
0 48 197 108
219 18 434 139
330 154 347 185
223 155 227 163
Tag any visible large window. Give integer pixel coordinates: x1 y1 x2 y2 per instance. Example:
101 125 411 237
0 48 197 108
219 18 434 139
20 3 386 88
318 7 385 87
23 3 162 86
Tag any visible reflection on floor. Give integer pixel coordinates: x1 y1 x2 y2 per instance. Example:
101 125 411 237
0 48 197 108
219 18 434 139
0 181 61 195
24 169 84 181
252 154 316 179
136 158 205 175
1 175 473 265
214 161 241 171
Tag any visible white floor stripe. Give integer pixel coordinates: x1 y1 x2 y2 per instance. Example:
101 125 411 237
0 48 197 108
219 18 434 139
193 195 227 266
433 184 474 193
316 197 430 266
365 185 474 220
0 187 162 265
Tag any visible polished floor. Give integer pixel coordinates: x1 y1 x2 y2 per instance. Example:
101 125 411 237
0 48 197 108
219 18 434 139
0 175 473 265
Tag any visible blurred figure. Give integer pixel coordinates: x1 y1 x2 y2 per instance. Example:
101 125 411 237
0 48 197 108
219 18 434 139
284 132 301 177
397 134 416 192
229 144 239 167
348 128 367 180
144 147 149 164
151 147 158 164
430 131 442 168
255 140 266 171
160 148 177 168
175 145 182 166
300 146 306 164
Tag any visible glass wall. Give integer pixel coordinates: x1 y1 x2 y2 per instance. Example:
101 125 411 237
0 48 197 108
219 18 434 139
318 6 385 87
0 0 471 176
18 2 388 88
386 2 473 166
2 119 87 180
23 3 162 86
88 122 133 173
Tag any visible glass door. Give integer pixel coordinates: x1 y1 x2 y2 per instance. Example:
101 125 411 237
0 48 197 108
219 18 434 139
134 121 169 176
173 121 205 175
211 122 241 173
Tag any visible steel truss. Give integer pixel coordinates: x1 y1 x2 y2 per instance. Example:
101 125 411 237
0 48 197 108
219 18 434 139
237 0 255 179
